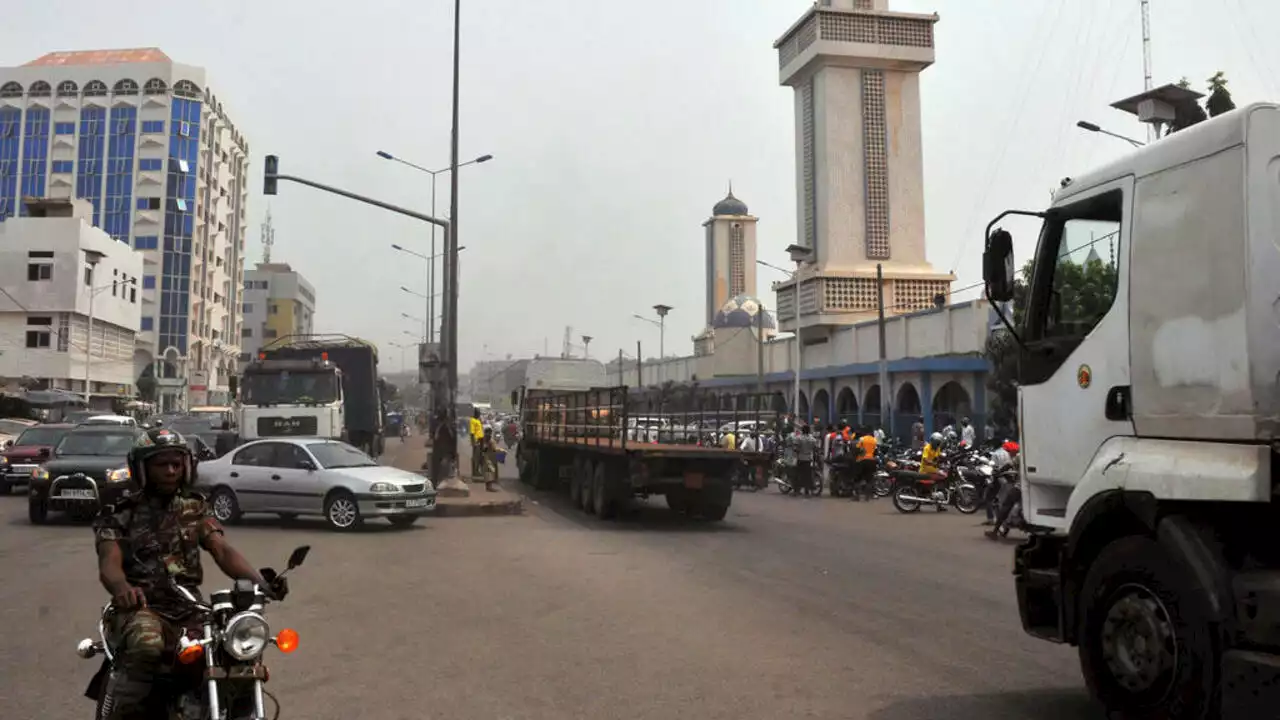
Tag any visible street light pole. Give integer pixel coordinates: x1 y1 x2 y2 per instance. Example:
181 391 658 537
785 244 813 419
444 0 464 489
83 250 105 404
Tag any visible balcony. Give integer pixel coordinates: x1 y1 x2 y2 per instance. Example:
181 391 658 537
776 7 937 85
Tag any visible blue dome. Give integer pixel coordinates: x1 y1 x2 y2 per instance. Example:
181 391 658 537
713 295 776 330
712 191 749 217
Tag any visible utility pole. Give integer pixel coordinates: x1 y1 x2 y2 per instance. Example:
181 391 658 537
1140 0 1154 142
636 341 642 387
617 349 624 387
876 263 890 431
756 305 765 394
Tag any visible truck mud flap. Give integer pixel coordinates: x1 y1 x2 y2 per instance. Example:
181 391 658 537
1014 534 1068 643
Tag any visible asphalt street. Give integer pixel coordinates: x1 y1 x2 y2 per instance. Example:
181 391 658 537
0 448 1100 720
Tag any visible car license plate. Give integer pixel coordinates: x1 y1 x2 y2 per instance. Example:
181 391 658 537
58 489 95 499
684 472 704 489
405 497 431 508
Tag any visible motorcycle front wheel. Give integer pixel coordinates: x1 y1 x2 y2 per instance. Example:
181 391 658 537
873 473 892 498
891 484 922 513
953 483 980 514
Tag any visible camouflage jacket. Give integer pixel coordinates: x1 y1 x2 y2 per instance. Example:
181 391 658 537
92 490 224 615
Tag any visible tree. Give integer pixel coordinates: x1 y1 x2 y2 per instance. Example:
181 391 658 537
1205 71 1236 117
1170 72 1236 133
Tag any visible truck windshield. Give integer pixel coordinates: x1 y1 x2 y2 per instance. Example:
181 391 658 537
241 370 341 405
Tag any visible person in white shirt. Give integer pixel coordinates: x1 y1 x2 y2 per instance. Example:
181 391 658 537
960 417 976 447
740 432 758 453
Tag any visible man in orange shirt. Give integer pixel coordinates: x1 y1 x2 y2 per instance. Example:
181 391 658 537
854 425 878 500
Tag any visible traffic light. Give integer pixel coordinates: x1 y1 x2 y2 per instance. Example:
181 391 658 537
264 155 279 195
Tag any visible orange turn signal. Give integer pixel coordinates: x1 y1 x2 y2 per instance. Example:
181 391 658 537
275 628 299 654
178 644 204 664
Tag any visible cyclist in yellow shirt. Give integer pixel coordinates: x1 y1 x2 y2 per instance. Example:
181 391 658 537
920 432 944 475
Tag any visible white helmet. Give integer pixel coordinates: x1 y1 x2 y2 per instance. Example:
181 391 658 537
930 432 944 446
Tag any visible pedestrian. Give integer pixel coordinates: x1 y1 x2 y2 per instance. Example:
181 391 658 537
911 419 924 451
854 425 878 500
468 409 484 479
960 417 976 448
795 424 817 496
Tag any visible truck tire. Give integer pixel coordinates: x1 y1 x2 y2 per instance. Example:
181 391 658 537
591 463 615 520
665 488 691 516
1076 535 1219 720
569 457 584 506
695 483 732 522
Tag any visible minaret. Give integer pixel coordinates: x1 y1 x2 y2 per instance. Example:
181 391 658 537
773 0 953 332
702 185 759 326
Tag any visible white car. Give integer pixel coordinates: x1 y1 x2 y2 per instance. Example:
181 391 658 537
195 438 437 530
81 415 138 428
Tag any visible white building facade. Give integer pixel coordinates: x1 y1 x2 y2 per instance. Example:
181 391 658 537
0 48 250 410
0 198 143 407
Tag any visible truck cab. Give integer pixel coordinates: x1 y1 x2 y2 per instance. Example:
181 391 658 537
984 103 1280 719
237 357 344 442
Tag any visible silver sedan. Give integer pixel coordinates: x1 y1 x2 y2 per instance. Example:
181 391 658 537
196 438 437 530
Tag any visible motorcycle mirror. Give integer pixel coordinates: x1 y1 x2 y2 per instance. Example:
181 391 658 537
286 545 310 570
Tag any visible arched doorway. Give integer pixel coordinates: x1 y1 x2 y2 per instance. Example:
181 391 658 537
863 385 881 432
894 383 922 442
771 392 788 414
835 386 857 424
797 389 809 420
931 381 972 435
811 388 830 426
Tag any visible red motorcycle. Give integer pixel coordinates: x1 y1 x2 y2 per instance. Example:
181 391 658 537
889 450 980 514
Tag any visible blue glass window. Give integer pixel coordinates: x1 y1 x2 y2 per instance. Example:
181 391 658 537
140 317 154 331
140 120 164 134
0 107 20 222
54 122 76 136
159 98 200 355
138 158 162 171
134 235 158 250
20 108 50 206
143 275 156 289
75 107 107 226
102 106 136 241
51 160 74 174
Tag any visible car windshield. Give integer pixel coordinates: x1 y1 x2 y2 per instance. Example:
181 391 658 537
56 432 137 457
14 426 70 447
241 370 341 405
305 441 377 469
187 411 226 427
0 419 32 436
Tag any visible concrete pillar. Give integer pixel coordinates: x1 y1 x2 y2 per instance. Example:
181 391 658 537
921 370 934 436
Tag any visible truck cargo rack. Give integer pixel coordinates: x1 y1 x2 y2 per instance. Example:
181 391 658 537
523 386 781 452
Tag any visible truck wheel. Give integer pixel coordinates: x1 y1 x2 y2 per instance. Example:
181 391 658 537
591 463 615 520
579 461 595 512
665 488 691 515
696 484 732 522
1077 535 1219 720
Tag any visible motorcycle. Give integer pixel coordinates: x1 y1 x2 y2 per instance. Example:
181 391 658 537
731 459 764 492
890 450 981 514
773 461 821 496
80 545 311 720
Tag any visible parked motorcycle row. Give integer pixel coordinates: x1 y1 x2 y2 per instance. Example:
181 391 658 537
731 436 1037 538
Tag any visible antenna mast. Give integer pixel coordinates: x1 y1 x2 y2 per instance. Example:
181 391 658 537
1140 0 1154 141
260 207 276 264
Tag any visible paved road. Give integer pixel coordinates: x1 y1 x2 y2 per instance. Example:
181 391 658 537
0 462 1099 719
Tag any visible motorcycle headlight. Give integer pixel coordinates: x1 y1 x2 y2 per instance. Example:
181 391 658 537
369 482 399 494
106 467 131 483
223 612 271 661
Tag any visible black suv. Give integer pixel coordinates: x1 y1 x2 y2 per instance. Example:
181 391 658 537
28 425 141 524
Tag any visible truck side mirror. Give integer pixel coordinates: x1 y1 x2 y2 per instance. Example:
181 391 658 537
984 227 1016 302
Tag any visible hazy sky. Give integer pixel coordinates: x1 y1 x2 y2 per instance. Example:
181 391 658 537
5 0 1278 374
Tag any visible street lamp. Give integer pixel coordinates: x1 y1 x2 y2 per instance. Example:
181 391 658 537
581 335 593 359
390 245 466 343
1076 120 1145 148
376 148 491 348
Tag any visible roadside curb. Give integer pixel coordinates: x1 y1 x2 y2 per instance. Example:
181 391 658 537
433 497 525 518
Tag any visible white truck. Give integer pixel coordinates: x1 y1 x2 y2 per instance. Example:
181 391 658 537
984 103 1280 719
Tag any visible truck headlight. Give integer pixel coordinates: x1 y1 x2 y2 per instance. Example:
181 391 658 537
106 467 131 483
223 612 271 660
369 482 398 494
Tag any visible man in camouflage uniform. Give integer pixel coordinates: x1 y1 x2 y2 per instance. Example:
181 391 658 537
92 428 273 720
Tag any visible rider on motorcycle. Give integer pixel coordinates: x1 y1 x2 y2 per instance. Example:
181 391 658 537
986 441 1023 539
920 432 944 475
92 428 275 720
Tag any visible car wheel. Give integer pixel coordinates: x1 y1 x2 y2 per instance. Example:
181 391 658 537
210 487 242 524
324 491 362 531
28 495 47 524
388 515 418 528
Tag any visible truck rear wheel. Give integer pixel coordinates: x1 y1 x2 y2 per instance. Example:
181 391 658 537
695 484 732 522
579 460 595 512
591 463 615 520
569 458 584 506
1077 535 1219 720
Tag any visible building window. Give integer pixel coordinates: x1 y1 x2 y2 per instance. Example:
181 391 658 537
135 235 158 250
55 80 78 98
136 196 160 211
140 317 154 331
28 81 51 98
268 303 279 315
138 158 162 171
83 80 108 97
0 82 21 99
242 302 253 313
54 122 76 136
140 120 165 134
241 327 253 338
143 78 167 96
143 275 156 289
21 108 50 203
76 107 107 226
103 105 137 241
112 79 139 96
861 69 891 260
0 107 19 222
27 257 53 281
263 328 277 339
26 316 52 348
51 160 74 174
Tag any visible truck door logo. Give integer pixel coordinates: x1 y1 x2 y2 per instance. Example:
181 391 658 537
1077 364 1092 389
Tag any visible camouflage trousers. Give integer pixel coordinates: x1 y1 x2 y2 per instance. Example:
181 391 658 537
99 609 181 720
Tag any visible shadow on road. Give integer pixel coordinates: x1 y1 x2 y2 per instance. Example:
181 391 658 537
869 687 1098 720
231 516 428 534
522 485 749 534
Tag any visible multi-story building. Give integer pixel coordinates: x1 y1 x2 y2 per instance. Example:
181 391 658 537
240 262 317 362
0 47 250 409
0 198 143 408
